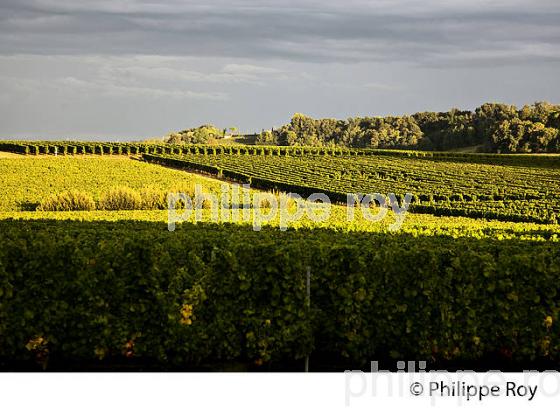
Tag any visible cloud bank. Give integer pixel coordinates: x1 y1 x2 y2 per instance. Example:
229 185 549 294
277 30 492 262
0 0 559 139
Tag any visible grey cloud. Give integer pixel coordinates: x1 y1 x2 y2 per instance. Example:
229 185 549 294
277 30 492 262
1 1 559 140
0 0 559 66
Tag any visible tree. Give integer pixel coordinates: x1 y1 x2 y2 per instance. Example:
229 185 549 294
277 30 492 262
524 123 558 153
286 131 298 146
255 130 277 145
491 120 520 153
165 101 560 153
164 124 222 144
475 103 518 150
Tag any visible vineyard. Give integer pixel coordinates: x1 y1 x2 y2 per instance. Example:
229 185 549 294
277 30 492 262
2 140 559 165
1 218 560 370
142 151 560 224
0 156 226 212
0 143 559 370
3 141 559 223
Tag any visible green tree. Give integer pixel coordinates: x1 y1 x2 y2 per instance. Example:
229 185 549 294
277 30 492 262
255 130 277 145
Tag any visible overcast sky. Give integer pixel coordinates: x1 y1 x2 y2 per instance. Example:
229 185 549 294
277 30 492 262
1 0 559 140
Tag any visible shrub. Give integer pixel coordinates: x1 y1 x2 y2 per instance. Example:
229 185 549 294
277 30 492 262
139 186 166 210
37 190 96 211
193 194 216 210
98 186 142 210
167 182 196 199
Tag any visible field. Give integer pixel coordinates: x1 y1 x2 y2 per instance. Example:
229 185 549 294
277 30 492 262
144 151 560 224
0 146 559 370
0 156 226 211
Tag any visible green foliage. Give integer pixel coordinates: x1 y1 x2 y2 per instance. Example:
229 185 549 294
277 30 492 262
37 190 96 211
1 138 559 370
98 187 143 210
492 119 559 153
0 156 224 212
255 130 277 145
1 101 559 157
139 186 167 210
265 102 560 152
0 219 559 368
0 141 189 157
166 125 223 144
413 109 478 150
143 151 560 224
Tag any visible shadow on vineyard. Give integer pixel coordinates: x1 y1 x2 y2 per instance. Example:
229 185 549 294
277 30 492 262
17 201 40 211
1 218 559 371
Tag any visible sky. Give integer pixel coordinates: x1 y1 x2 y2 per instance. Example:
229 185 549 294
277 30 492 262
0 0 559 140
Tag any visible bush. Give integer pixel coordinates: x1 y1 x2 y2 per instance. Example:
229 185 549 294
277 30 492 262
139 186 166 210
165 182 198 208
98 187 142 210
171 181 197 197
37 191 96 211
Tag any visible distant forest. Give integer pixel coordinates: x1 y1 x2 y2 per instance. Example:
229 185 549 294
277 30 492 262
167 102 560 153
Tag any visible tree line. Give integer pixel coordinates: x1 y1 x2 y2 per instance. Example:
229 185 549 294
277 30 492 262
255 102 560 153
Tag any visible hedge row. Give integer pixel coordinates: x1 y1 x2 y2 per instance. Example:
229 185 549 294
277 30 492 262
0 141 181 156
1 140 558 165
0 219 559 369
